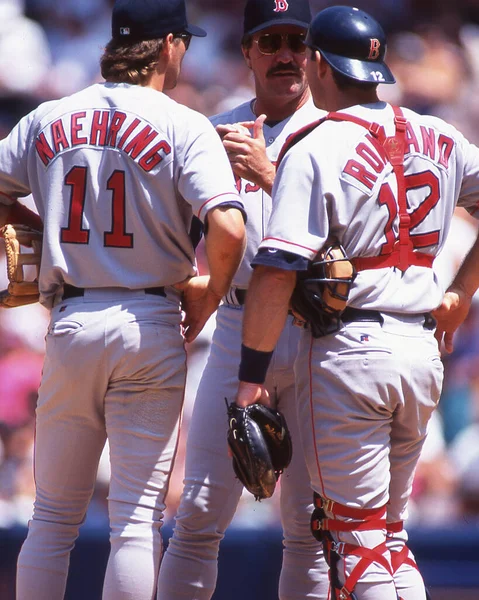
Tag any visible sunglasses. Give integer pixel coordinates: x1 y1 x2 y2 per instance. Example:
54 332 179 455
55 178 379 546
174 32 192 50
253 32 307 55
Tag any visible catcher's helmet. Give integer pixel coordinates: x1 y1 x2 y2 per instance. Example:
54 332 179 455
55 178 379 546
306 5 395 84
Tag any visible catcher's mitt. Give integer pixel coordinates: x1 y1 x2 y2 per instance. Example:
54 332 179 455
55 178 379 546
226 400 292 501
0 224 42 308
291 243 356 337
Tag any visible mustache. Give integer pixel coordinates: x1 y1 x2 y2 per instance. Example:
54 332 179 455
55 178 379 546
267 64 301 77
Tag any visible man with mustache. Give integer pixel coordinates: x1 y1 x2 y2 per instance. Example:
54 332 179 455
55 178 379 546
157 0 328 599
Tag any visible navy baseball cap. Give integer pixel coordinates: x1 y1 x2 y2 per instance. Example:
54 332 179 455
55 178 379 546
112 0 206 42
244 0 312 36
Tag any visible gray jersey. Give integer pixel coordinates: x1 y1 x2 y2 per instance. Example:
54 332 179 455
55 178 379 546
261 103 479 312
210 97 324 288
0 83 242 307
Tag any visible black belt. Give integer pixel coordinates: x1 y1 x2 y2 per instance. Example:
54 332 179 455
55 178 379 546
234 288 247 305
341 307 436 330
341 307 383 323
62 284 166 300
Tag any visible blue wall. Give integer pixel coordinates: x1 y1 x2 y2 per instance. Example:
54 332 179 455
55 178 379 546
1 523 479 599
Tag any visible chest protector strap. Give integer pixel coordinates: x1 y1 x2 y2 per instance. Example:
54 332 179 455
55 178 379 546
277 106 435 272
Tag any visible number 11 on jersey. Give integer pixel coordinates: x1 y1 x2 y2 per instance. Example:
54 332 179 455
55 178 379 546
61 166 134 248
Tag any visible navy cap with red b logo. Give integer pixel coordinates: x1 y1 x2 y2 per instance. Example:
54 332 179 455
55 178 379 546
243 0 312 36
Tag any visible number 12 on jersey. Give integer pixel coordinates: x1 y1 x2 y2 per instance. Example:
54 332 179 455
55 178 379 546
61 166 134 248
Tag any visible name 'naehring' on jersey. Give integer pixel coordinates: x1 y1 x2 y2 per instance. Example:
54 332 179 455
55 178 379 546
343 122 454 192
35 109 172 173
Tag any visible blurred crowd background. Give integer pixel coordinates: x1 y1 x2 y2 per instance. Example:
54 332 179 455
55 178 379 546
1 0 479 551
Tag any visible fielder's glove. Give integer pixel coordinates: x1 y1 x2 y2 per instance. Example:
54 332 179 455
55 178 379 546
0 224 42 308
226 400 292 501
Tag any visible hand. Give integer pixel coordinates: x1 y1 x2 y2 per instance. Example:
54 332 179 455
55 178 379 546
432 287 472 353
216 115 275 194
236 380 271 408
215 122 253 140
179 275 222 343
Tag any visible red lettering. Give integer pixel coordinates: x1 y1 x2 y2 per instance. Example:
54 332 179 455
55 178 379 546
123 126 158 159
71 112 88 146
51 119 70 154
438 134 454 168
344 160 377 190
368 39 381 60
90 110 109 146
405 122 420 154
35 133 54 166
245 182 260 193
107 111 127 147
356 142 385 173
118 118 141 150
420 126 436 160
234 174 241 193
138 140 171 171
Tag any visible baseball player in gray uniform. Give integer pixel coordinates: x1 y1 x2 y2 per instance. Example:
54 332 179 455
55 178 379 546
157 1 329 599
236 6 479 600
0 1 246 599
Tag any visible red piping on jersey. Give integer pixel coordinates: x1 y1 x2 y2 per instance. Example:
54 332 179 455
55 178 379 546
262 236 318 254
277 105 435 272
196 192 240 219
308 336 327 497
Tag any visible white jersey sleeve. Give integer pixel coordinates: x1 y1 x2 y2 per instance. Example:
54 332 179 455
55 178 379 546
259 102 479 313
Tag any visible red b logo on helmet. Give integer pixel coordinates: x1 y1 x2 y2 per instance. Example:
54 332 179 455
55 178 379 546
368 39 381 60
274 0 289 12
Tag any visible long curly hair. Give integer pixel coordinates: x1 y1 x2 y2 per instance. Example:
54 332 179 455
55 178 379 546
100 38 165 85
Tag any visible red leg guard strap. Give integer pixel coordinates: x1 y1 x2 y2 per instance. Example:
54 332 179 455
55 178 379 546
314 517 387 533
390 544 419 573
329 541 392 600
314 494 387 520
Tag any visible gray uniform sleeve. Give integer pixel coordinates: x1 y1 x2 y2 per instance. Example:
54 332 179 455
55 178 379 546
177 114 243 223
0 112 34 201
259 144 326 260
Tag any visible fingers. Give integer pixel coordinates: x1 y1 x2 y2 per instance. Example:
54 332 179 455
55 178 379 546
253 114 267 140
223 138 249 155
258 387 271 408
216 123 252 140
443 332 455 354
183 320 203 343
237 120 255 130
215 124 239 139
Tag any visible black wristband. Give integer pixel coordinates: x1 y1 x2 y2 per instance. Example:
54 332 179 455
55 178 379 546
238 344 274 384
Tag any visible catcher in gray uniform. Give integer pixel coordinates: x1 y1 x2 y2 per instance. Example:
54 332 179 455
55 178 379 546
157 0 328 598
